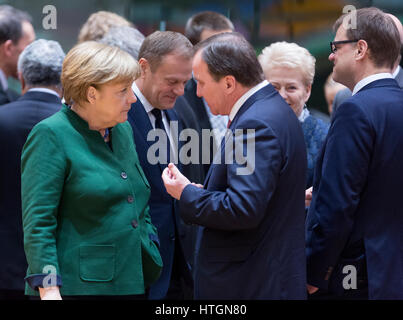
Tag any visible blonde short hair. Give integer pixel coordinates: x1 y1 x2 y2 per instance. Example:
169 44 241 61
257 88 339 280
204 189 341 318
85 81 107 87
78 11 132 43
62 41 140 105
258 41 316 86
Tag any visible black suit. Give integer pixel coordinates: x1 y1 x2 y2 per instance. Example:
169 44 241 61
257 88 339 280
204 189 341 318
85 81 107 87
0 84 20 106
0 91 61 297
173 95 205 184
182 79 214 177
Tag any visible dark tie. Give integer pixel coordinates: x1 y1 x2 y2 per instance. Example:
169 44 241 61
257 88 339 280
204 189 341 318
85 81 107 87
151 108 170 164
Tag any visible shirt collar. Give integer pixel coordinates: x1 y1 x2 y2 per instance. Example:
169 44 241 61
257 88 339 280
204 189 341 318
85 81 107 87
132 81 154 113
27 88 60 98
392 65 401 79
0 69 8 91
352 73 393 95
228 80 269 121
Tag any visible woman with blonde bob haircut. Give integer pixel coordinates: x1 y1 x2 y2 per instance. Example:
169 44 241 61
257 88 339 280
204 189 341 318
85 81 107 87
21 42 163 300
259 41 329 188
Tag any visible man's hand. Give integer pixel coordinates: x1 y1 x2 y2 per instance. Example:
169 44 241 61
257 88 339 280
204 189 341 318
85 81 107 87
39 286 62 300
162 163 191 200
305 187 313 207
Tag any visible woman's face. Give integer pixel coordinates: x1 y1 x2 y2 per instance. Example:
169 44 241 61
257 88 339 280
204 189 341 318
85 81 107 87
90 81 137 127
265 66 311 117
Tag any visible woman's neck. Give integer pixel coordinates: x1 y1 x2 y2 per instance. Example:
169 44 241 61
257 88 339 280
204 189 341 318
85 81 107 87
70 103 107 139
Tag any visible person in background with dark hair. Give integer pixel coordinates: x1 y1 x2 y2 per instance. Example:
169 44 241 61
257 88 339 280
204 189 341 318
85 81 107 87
0 5 35 105
128 31 195 300
331 13 403 115
0 39 64 300
306 8 403 299
162 32 307 300
179 11 234 178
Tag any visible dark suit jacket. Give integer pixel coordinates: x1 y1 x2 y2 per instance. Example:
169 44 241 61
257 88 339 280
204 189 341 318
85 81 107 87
306 79 403 299
128 98 193 299
0 84 20 106
332 68 403 115
173 96 205 184
180 84 308 299
0 91 61 290
183 79 213 176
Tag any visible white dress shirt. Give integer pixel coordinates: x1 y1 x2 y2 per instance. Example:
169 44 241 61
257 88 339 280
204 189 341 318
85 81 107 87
132 82 177 162
228 80 269 121
352 73 393 96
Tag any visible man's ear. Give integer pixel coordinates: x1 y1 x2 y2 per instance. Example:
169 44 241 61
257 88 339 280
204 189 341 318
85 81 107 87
356 40 368 60
18 72 26 94
3 39 15 57
138 58 150 78
86 86 97 104
223 75 236 94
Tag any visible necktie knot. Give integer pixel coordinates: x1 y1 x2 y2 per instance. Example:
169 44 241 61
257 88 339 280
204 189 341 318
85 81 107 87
151 108 162 122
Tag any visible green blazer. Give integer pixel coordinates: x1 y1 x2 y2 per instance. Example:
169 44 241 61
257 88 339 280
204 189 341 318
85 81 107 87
21 105 162 296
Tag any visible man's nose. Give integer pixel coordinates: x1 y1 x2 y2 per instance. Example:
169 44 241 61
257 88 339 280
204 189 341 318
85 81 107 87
172 83 185 96
128 89 137 104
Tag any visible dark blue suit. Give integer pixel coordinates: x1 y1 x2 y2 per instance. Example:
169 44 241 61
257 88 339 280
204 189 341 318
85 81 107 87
179 84 307 299
0 91 61 293
128 98 193 299
306 78 403 299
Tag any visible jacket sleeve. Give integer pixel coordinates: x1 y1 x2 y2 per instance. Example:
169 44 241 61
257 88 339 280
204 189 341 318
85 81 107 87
21 122 66 289
179 118 282 231
305 101 373 290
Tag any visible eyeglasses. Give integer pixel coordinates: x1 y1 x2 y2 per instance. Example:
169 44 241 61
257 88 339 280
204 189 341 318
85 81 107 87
330 40 359 54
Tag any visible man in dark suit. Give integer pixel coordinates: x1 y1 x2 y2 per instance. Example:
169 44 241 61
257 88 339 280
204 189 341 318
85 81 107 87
331 13 403 115
0 5 35 105
177 11 234 177
162 32 307 299
0 39 64 300
306 8 403 299
127 31 195 300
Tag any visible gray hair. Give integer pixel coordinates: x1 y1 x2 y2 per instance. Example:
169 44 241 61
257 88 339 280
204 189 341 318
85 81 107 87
258 41 316 86
17 39 65 87
99 26 145 60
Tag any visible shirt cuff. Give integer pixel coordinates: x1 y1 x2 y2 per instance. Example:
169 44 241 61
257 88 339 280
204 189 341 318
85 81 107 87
25 274 63 291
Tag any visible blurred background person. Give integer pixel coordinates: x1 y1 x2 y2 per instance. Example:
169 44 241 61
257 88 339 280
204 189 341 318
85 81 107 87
77 10 133 43
0 39 64 300
323 72 346 115
128 31 195 300
99 26 145 60
180 11 234 177
21 42 162 300
0 5 35 105
259 41 329 188
332 13 403 115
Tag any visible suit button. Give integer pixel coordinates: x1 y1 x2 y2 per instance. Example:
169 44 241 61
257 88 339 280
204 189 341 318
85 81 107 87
170 234 175 241
131 219 138 228
121 171 128 179
127 195 134 203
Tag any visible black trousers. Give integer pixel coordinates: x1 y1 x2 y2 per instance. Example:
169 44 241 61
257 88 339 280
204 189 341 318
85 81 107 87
0 289 28 300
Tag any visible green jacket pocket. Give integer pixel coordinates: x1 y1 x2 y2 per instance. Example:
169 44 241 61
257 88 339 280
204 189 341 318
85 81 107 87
79 245 115 282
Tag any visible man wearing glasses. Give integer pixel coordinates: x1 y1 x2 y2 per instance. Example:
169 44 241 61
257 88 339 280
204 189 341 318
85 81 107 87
305 7 403 299
331 13 403 115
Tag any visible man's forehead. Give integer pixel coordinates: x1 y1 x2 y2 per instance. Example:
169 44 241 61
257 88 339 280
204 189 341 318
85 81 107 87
335 25 347 40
